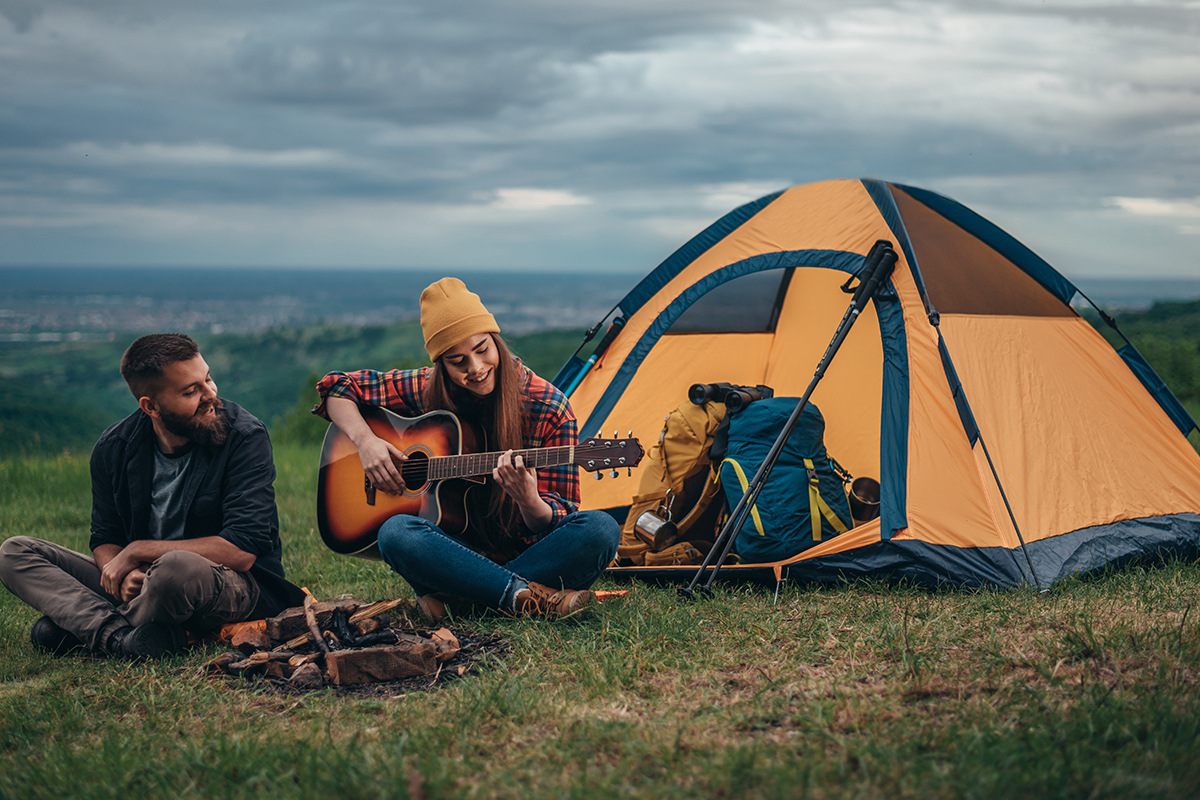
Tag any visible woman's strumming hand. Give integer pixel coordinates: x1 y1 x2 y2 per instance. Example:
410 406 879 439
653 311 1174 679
356 434 408 495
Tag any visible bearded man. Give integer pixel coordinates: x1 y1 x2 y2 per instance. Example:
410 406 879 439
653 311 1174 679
0 333 304 659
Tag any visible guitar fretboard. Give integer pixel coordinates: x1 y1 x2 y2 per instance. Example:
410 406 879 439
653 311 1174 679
427 446 576 480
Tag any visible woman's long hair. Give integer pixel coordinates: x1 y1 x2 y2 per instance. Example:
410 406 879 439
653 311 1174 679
423 333 526 530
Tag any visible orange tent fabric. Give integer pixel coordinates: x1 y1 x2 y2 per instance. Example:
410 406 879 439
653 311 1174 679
556 179 1200 588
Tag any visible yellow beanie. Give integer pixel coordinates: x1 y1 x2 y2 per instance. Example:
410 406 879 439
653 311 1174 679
420 277 500 362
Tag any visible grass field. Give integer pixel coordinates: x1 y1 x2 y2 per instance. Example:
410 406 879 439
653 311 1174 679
2 445 1200 799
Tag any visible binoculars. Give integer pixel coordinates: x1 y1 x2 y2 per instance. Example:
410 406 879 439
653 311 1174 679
687 382 774 412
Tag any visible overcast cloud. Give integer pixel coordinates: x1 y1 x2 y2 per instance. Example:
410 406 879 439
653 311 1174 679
1 0 1198 278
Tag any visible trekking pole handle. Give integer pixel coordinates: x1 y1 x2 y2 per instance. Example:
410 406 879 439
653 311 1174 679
850 240 893 308
811 243 896 385
853 244 897 312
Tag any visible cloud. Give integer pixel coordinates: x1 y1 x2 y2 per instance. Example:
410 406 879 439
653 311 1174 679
1 1 1199 275
481 188 593 211
62 141 358 169
1106 196 1200 219
1106 196 1200 235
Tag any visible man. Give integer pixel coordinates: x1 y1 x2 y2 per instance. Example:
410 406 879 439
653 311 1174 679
0 333 304 659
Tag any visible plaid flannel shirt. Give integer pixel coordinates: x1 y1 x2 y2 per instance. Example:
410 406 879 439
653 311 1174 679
313 363 580 549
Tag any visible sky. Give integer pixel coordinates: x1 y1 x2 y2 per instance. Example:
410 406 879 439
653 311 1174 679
1 0 1198 279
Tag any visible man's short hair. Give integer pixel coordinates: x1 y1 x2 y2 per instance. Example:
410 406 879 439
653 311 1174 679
120 333 201 399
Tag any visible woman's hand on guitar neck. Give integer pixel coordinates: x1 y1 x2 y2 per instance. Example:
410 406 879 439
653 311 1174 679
494 450 553 532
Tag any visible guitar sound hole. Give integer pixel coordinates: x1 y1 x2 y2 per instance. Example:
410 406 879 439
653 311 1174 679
402 451 430 492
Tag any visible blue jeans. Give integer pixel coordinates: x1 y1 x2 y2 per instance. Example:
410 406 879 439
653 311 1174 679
376 511 620 610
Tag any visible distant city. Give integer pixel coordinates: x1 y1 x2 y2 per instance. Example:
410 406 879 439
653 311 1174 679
1 266 1198 342
0 267 635 340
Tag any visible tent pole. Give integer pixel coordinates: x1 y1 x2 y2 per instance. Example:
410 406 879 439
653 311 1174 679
933 325 1044 589
679 240 897 600
975 433 1043 588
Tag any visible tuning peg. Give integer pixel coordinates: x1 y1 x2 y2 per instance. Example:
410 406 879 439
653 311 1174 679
627 468 632 477
610 468 619 478
594 472 603 480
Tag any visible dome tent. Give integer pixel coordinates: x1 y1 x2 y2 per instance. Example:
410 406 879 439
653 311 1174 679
555 178 1200 589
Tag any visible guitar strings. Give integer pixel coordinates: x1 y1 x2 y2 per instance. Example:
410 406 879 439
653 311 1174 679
390 443 632 481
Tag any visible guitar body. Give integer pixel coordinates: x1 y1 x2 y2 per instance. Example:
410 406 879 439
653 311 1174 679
317 407 484 558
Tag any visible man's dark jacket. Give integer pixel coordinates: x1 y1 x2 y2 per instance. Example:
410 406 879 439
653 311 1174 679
88 400 305 618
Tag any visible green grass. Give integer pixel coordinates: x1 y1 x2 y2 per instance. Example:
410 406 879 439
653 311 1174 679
3 447 1200 799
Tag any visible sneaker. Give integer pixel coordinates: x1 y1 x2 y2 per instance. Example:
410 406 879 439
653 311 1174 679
30 616 85 657
511 582 595 619
107 623 188 660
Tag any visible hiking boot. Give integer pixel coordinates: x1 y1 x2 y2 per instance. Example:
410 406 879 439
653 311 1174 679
417 594 449 622
30 616 85 657
416 593 472 622
510 582 595 619
106 623 188 660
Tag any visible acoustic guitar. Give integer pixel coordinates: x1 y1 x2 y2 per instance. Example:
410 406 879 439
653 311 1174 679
316 406 644 558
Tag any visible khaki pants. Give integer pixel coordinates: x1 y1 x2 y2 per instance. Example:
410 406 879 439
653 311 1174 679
0 536 260 652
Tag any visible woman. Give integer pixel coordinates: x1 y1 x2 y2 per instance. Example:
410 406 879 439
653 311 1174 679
314 277 620 619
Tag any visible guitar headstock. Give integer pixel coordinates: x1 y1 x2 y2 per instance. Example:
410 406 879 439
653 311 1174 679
578 435 644 475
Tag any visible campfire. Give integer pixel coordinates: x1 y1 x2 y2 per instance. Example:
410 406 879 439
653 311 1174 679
202 593 497 693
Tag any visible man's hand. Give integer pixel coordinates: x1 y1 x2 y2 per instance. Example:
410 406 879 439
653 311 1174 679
100 547 141 598
119 567 147 603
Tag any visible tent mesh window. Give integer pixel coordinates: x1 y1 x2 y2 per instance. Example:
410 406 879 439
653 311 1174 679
666 268 794 333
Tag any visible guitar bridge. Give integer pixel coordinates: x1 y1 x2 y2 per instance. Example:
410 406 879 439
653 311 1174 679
364 474 376 506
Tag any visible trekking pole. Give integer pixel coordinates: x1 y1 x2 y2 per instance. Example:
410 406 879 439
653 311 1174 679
678 240 897 600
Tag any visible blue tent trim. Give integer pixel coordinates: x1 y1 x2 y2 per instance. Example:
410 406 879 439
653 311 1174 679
608 513 1200 589
862 179 933 314
874 285 910 541
581 248 897 429
861 179 926 541
936 334 981 446
616 191 785 318
1117 344 1199 436
781 513 1200 588
890 183 1079 308
552 354 587 394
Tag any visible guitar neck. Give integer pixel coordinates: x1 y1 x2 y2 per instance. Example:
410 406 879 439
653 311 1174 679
428 446 575 480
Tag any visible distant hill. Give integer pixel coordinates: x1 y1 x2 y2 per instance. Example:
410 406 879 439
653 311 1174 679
1091 300 1200 430
1071 277 1200 311
0 323 587 456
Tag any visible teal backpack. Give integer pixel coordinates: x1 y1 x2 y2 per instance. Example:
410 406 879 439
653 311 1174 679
718 397 852 563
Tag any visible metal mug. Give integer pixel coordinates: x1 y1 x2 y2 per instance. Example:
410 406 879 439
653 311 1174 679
848 476 881 526
633 510 680 551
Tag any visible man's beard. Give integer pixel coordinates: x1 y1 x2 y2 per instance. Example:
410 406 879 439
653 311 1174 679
160 398 229 446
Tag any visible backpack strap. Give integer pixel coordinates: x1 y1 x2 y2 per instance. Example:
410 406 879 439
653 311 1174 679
719 458 766 537
804 458 849 541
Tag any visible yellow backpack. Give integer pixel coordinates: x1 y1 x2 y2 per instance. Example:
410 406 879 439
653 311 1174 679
616 400 727 566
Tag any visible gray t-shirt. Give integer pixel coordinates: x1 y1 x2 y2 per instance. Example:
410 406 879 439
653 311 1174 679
149 444 196 541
